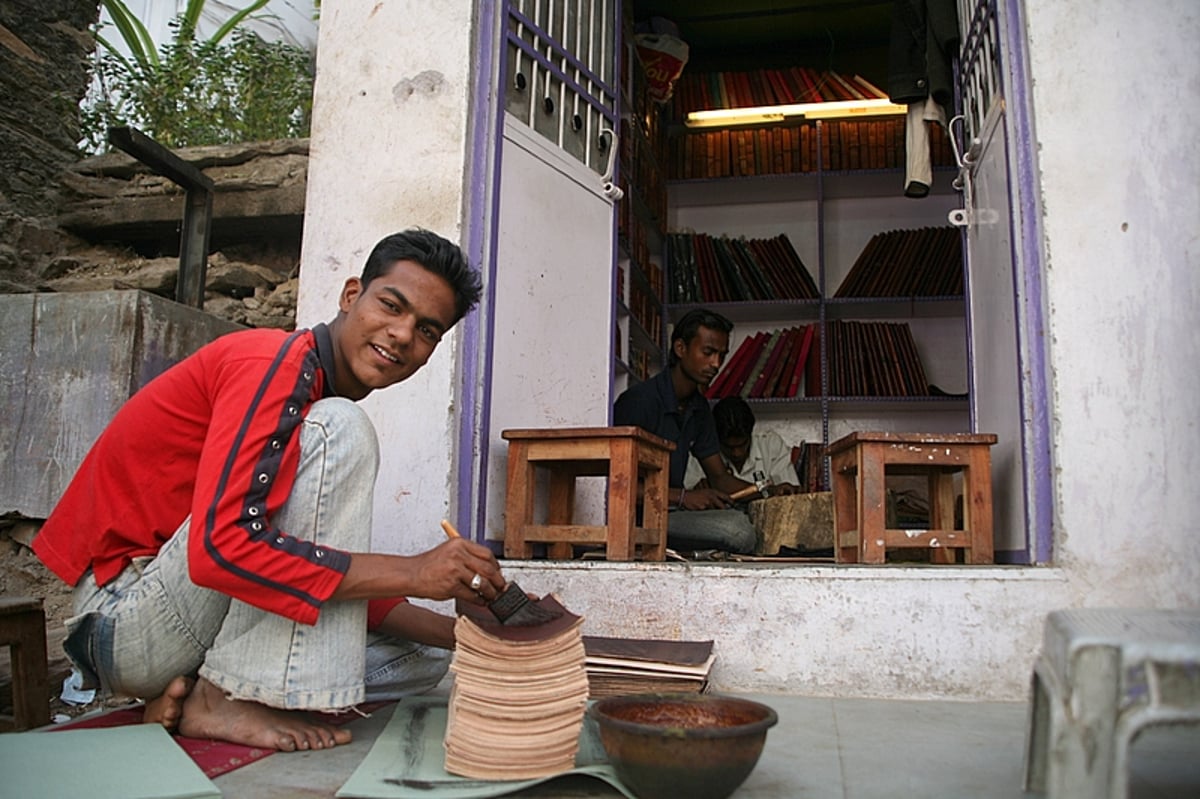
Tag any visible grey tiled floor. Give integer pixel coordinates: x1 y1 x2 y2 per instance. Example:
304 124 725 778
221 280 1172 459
210 692 1197 798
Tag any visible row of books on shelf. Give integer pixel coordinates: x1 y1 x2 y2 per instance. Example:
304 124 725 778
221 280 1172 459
791 442 829 494
667 231 819 304
708 324 817 400
668 225 960 304
824 319 930 397
834 226 963 298
619 116 667 224
708 319 933 401
668 117 955 181
616 249 665 304
616 198 662 280
628 280 662 343
669 67 889 119
621 344 654 382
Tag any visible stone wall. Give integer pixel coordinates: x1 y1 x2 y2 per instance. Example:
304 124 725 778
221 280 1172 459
0 1 99 218
48 139 310 328
0 3 303 330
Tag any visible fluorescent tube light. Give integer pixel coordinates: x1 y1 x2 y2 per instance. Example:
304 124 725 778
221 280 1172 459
685 98 906 128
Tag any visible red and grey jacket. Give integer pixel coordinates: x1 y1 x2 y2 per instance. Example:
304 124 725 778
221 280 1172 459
34 324 402 627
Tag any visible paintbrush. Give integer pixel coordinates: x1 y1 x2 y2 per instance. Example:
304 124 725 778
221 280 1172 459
440 519 563 627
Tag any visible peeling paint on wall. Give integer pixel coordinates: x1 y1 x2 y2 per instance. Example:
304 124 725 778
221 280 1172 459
393 70 447 104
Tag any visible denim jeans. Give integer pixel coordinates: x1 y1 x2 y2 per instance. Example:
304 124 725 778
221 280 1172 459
64 397 449 711
667 507 757 554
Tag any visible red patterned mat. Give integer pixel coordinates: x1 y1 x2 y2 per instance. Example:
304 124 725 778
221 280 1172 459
53 701 393 778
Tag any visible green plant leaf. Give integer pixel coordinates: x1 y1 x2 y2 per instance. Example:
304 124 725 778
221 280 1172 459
81 1 315 151
93 31 137 76
210 0 274 45
101 0 159 68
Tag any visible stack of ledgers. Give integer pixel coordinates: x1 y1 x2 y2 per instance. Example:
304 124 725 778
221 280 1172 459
444 595 589 779
583 635 715 697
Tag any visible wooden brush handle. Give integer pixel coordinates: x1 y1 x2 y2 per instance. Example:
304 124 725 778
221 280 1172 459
729 485 760 501
441 519 461 539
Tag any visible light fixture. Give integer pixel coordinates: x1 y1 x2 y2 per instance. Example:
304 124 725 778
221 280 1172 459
685 98 906 128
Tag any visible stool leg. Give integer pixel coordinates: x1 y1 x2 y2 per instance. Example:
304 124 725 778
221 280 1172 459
503 440 536 558
830 448 859 563
1050 646 1122 799
858 443 887 564
928 470 957 564
963 446 995 564
641 449 669 562
606 437 638 561
8 606 50 731
1024 662 1051 793
546 469 575 560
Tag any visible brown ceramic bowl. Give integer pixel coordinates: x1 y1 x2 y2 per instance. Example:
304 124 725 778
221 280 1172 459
589 693 778 799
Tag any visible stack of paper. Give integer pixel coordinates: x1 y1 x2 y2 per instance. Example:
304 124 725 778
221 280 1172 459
583 636 716 697
444 595 590 780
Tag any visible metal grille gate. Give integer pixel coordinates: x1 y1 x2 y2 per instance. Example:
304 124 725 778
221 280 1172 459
503 0 619 175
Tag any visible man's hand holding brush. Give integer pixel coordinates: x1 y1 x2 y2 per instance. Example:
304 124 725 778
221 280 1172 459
331 523 504 606
435 520 508 605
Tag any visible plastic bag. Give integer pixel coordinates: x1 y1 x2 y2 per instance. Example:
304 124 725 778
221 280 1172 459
634 33 689 104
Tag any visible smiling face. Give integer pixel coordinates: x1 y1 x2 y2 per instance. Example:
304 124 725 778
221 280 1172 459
328 258 458 400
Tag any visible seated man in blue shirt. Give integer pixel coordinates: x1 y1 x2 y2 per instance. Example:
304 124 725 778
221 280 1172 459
613 309 756 554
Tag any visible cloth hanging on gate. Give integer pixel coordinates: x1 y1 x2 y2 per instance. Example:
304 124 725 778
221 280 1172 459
904 95 948 198
886 0 960 196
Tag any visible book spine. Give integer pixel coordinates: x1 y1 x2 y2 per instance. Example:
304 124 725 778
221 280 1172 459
750 327 788 398
804 323 824 398
762 325 800 398
707 333 753 398
723 331 769 397
742 329 782 398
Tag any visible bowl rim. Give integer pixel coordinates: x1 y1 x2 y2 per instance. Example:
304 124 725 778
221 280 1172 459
588 692 779 740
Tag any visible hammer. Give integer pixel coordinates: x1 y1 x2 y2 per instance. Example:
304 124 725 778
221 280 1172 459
729 470 772 502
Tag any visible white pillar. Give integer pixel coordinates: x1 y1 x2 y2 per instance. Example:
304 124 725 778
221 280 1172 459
297 0 478 556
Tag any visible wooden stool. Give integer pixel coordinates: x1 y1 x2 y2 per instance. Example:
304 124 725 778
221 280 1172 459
825 431 996 564
502 426 674 561
0 597 50 731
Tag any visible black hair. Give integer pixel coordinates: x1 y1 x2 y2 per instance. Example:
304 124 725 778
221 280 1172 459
361 228 483 322
712 395 756 440
669 308 733 365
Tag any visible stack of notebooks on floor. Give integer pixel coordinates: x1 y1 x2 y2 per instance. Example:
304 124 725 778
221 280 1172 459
444 595 589 780
583 635 715 697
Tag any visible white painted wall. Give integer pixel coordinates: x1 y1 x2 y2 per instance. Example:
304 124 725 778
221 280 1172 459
1024 0 1200 606
299 0 1200 700
297 0 476 559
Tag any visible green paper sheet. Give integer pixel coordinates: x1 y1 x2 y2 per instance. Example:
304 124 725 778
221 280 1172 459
336 699 636 799
0 724 220 799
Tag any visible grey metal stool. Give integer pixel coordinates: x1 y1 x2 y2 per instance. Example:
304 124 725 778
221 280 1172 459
1024 608 1200 798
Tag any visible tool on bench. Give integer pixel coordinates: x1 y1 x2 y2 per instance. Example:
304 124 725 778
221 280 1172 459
440 519 563 627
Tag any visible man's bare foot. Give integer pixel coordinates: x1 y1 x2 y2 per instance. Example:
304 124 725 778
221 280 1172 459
143 676 195 731
177 677 353 752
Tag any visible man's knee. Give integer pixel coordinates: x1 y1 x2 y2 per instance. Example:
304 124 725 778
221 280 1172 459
302 398 379 471
729 515 757 554
306 397 375 438
364 641 451 700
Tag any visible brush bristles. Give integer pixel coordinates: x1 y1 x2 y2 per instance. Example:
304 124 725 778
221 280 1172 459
489 581 563 626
